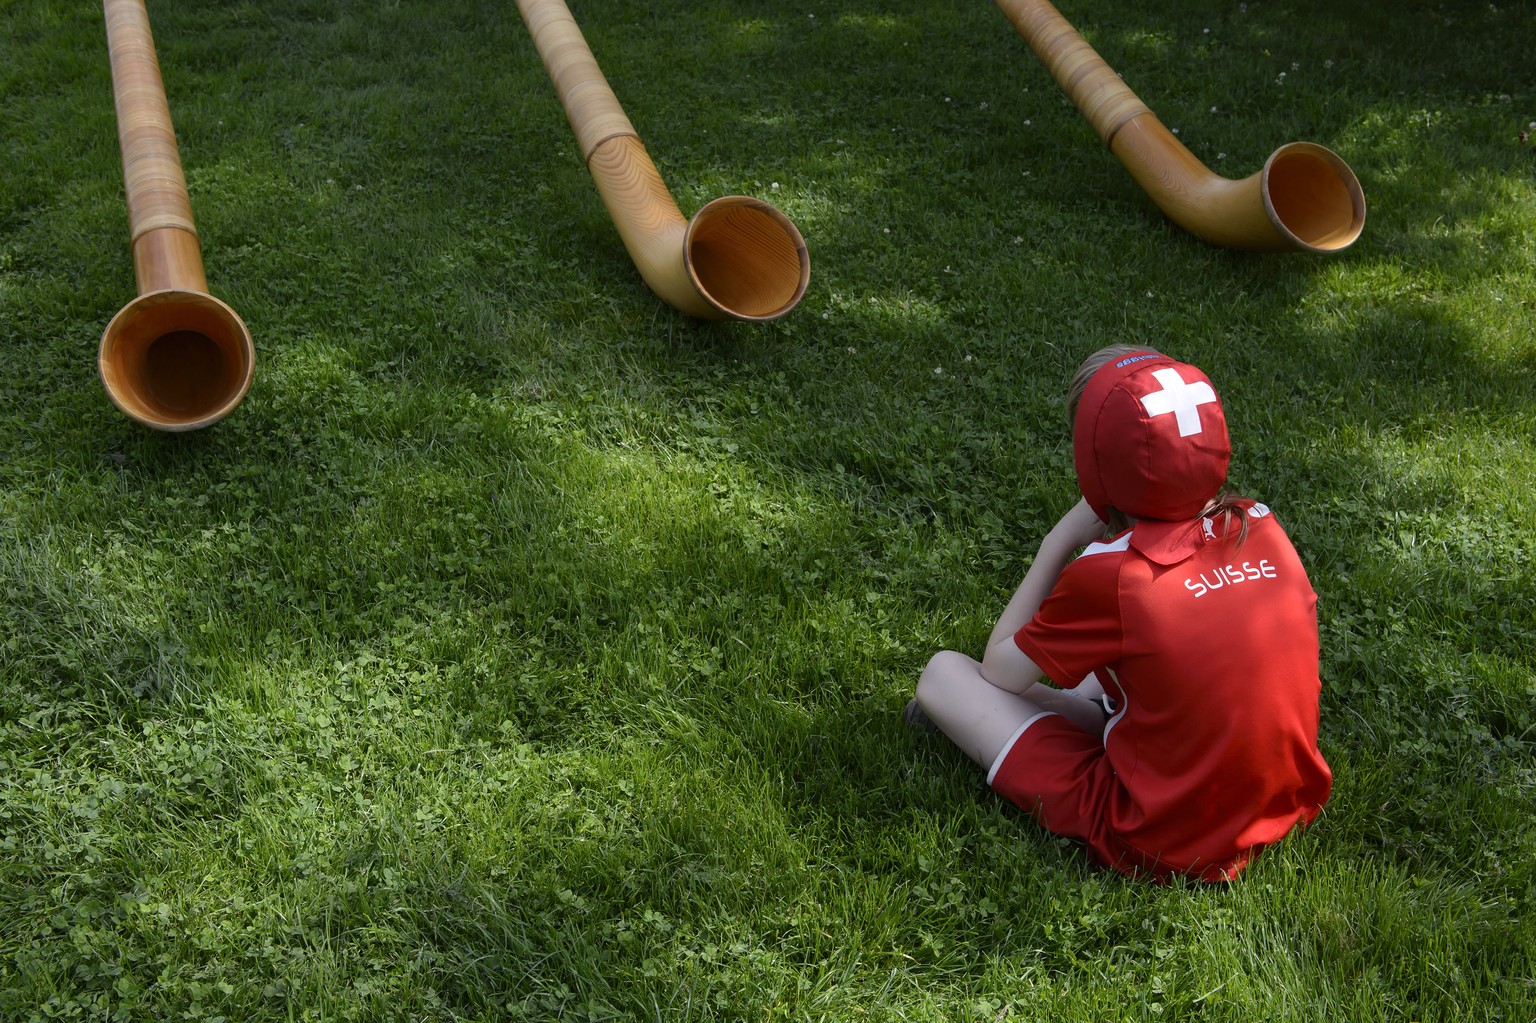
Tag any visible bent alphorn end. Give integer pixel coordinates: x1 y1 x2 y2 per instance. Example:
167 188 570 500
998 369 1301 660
518 0 809 321
1110 119 1366 253
997 0 1366 253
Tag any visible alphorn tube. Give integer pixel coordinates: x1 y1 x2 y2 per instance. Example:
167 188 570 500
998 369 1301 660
516 0 809 320
995 0 1365 252
99 0 253 430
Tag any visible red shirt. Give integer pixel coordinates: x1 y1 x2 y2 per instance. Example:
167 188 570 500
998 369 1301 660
1014 504 1332 878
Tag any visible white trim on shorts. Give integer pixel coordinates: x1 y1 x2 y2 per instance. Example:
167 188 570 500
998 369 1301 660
986 710 1058 786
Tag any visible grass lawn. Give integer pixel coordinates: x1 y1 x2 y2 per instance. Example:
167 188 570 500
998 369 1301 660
2 0 1534 1019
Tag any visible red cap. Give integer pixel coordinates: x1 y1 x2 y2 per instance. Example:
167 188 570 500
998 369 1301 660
1073 351 1231 563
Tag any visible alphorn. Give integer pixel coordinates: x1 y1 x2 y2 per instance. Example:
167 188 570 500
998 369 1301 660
995 0 1365 252
99 0 254 430
516 0 809 320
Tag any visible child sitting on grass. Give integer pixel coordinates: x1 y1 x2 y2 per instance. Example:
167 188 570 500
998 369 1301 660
910 344 1331 882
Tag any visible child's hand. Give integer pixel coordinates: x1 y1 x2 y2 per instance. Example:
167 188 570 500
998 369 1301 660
1050 498 1109 549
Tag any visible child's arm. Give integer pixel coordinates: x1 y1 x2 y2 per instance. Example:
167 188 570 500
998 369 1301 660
987 498 1106 647
978 498 1106 696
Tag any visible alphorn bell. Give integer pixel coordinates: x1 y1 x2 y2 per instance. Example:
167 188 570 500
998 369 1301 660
99 0 254 430
995 0 1365 252
516 0 809 320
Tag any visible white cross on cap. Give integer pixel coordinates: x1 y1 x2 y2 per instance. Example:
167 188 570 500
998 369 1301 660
1139 367 1217 437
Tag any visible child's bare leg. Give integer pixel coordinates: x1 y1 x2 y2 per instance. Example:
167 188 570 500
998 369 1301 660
916 651 1108 767
915 651 1050 767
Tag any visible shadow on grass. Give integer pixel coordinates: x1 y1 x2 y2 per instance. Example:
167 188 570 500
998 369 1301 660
2 0 1534 1017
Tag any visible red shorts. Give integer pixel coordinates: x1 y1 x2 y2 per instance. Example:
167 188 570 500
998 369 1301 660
988 712 1184 881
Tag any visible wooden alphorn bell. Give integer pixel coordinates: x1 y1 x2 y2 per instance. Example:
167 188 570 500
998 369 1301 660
516 0 809 320
995 0 1365 252
99 0 254 430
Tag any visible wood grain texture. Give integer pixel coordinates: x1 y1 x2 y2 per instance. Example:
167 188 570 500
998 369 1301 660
516 0 636 162
105 0 198 249
993 0 1148 145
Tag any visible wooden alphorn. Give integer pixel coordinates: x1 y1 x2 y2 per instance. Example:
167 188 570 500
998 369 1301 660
995 0 1365 252
516 0 809 320
99 0 254 430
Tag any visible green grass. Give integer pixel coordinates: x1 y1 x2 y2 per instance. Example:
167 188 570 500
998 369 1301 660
3 0 1534 1018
